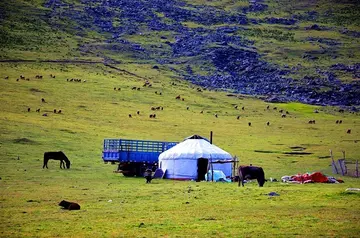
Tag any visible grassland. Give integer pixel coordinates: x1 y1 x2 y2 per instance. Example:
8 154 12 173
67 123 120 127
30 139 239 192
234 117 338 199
1 62 360 237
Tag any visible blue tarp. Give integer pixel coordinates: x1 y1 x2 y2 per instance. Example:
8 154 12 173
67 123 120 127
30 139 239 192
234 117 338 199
205 170 232 182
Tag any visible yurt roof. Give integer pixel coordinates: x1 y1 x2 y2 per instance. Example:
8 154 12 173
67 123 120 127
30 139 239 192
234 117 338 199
183 134 209 141
159 139 232 161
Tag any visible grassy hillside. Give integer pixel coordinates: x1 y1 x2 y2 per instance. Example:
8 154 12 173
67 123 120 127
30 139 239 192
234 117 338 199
1 61 360 237
1 0 360 107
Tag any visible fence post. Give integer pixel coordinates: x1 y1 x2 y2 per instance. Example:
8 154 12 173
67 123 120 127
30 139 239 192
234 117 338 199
338 159 345 176
330 150 338 174
342 151 347 174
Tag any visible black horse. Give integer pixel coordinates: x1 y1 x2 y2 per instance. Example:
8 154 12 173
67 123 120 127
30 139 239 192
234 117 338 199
43 151 71 169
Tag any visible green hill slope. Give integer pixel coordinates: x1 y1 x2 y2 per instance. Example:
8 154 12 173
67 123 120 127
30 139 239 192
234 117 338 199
1 0 360 106
1 60 360 237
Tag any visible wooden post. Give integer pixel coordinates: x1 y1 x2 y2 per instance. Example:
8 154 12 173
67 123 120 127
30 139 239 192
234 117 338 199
233 156 239 176
232 156 236 178
356 160 359 178
342 150 347 174
338 159 345 176
211 160 214 182
209 131 213 181
205 161 209 181
330 149 338 174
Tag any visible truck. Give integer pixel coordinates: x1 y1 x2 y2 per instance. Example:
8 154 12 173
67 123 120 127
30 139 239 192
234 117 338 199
102 138 177 177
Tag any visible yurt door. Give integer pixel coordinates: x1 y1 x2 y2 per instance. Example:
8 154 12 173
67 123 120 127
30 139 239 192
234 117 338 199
197 158 209 181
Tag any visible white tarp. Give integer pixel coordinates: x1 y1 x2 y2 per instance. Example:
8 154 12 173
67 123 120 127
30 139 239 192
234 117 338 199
158 139 233 180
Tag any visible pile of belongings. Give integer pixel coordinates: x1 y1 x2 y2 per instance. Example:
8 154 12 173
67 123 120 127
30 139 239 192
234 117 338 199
281 172 344 184
205 170 232 182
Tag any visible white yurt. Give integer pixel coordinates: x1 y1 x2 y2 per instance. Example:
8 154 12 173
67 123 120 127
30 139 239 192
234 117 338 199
158 136 233 180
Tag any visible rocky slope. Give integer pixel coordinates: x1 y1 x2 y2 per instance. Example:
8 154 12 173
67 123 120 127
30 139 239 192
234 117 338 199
1 0 360 107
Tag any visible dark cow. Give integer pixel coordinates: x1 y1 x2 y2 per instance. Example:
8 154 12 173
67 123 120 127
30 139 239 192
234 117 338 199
59 200 80 210
238 166 266 187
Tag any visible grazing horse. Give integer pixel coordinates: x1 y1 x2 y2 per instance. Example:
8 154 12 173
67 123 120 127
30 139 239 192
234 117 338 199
238 166 266 187
43 151 70 169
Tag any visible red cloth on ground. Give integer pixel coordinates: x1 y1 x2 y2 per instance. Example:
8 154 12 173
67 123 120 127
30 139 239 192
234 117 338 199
291 172 329 183
309 172 329 183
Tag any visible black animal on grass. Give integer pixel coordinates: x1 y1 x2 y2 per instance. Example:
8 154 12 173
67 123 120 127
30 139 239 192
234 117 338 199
238 166 266 187
43 151 70 169
59 200 80 210
144 169 153 183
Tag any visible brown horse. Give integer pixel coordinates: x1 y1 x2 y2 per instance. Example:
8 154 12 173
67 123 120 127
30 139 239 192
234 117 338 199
43 151 71 169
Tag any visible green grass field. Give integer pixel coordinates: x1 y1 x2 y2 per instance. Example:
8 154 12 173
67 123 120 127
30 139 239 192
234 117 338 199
1 62 360 237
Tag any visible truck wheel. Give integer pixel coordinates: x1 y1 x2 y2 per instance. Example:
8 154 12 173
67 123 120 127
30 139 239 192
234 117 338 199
122 172 135 177
119 163 135 177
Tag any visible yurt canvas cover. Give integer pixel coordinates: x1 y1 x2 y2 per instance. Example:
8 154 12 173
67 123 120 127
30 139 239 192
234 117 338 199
158 139 232 180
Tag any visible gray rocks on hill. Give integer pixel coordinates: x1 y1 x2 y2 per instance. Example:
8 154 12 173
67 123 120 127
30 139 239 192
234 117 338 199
42 0 360 106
